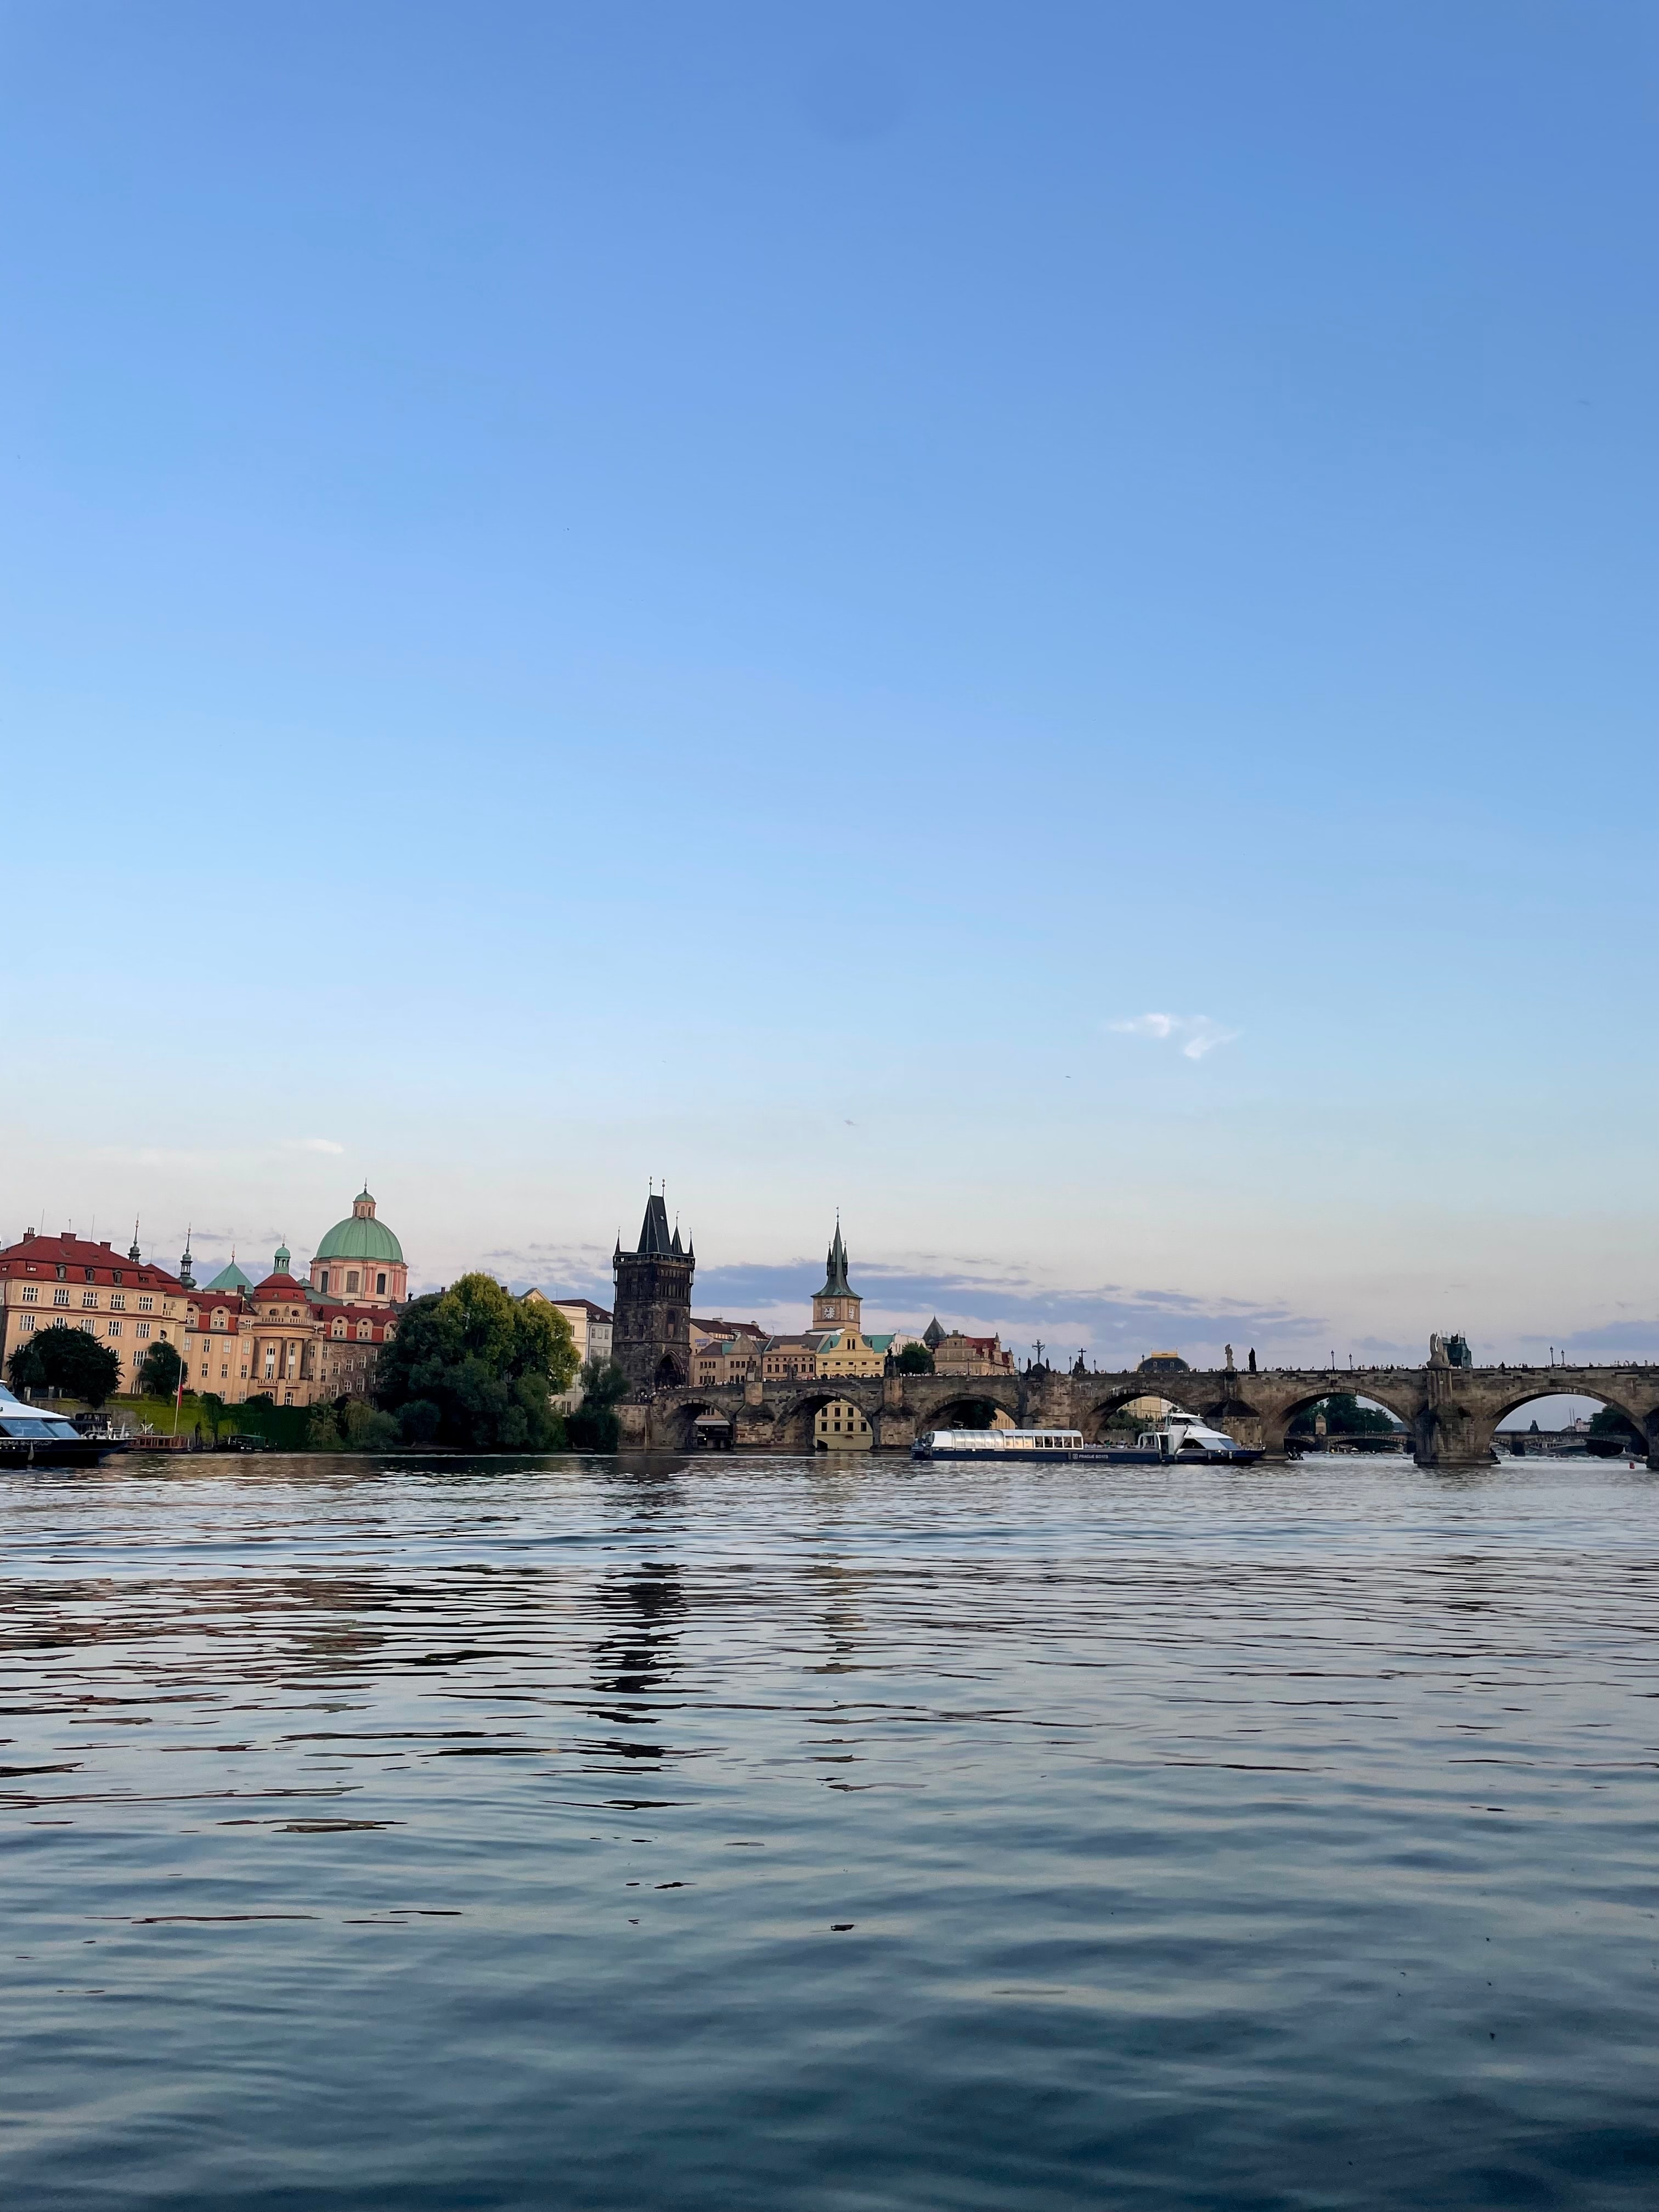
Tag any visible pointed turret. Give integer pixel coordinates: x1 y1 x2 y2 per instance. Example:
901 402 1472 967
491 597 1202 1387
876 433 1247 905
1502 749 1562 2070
811 1217 861 1332
179 1227 195 1290
129 1218 142 1264
817 1218 852 1300
636 1194 673 1256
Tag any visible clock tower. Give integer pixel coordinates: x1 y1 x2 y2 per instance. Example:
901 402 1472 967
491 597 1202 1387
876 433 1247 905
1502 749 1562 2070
811 1220 861 1332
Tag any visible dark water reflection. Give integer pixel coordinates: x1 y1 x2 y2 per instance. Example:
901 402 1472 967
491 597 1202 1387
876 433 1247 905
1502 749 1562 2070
1 1453 1654 2209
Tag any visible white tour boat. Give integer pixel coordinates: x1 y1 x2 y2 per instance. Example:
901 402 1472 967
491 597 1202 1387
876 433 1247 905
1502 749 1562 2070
912 1414 1262 1465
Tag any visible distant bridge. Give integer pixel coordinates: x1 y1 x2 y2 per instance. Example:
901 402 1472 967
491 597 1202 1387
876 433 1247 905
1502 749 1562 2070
619 1362 1659 1469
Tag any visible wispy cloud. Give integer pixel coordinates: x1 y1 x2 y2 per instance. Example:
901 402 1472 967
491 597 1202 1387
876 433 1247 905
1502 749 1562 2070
1109 1013 1239 1060
283 1138 345 1155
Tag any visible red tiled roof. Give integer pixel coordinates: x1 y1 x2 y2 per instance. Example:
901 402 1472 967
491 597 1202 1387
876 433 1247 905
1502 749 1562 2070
0 1233 183 1291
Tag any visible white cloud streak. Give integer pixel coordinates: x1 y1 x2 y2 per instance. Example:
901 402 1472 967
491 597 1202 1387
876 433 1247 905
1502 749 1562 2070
1109 1013 1240 1060
283 1138 346 1155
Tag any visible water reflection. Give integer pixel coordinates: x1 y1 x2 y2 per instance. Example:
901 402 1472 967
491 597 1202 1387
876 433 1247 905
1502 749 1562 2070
0 1454 1653 2212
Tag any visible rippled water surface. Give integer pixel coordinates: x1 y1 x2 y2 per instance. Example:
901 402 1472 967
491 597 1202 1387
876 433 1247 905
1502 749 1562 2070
2 1453 1655 2209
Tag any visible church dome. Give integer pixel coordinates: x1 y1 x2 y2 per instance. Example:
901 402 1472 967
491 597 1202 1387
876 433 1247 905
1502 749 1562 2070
315 1187 404 1265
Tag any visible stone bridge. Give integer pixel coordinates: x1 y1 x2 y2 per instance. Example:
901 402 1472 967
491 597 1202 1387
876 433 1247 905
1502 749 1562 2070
618 1362 1659 1469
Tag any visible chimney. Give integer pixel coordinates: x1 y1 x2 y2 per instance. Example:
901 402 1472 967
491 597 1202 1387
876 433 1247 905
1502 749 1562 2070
22 1228 34 1242
101 1240 111 1250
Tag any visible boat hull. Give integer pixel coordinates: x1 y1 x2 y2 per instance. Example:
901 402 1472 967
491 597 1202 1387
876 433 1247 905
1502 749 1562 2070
0 1438 128 1469
912 1443 1263 1465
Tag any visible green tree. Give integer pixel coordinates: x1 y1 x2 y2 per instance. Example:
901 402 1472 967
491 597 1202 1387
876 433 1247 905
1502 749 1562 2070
375 1274 578 1449
7 1323 122 1406
894 1342 935 1375
341 1398 402 1451
566 1357 629 1451
1585 1406 1643 1455
307 1402 344 1451
1288 1392 1397 1438
137 1340 184 1400
198 1392 228 1444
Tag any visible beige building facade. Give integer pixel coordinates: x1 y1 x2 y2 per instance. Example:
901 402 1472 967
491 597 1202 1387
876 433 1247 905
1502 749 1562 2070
0 1231 187 1394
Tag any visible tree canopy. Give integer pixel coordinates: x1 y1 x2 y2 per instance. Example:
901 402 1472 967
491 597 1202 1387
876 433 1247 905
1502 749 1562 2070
374 1274 578 1449
6 1323 122 1406
137 1340 184 1399
893 1342 934 1374
566 1357 629 1451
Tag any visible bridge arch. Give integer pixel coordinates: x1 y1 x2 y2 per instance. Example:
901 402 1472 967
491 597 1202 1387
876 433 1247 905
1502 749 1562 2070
1080 1386 1181 1442
1482 1383 1652 1462
772 1386 880 1452
655 1395 729 1450
919 1392 1018 1435
1266 1383 1420 1457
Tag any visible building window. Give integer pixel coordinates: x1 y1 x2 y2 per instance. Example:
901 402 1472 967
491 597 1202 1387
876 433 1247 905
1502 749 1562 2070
55 1265 66 1280
264 1348 276 1379
21 1285 36 1304
107 1321 121 1337
53 1288 70 1307
318 1270 330 1294
347 1271 360 1295
138 1296 153 1312
21 1315 35 1334
136 1322 151 1340
201 1364 208 1379
357 1322 371 1341
376 1272 387 1296
112 1271 123 1286
81 1290 98 1309
81 1318 98 1335
212 1311 224 1330
111 1292 125 1310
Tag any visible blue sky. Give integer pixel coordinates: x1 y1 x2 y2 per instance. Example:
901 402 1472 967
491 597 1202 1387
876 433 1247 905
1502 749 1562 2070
1 1 1654 1370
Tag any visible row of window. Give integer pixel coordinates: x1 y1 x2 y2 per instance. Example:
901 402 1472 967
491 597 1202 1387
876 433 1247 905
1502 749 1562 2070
315 1269 390 1297
21 1286 156 1312
17 1317 160 1341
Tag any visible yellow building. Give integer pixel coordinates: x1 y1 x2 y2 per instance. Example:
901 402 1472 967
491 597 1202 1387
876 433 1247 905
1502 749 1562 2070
693 1335 763 1387
763 1334 820 1382
0 1229 187 1395
814 1397 873 1449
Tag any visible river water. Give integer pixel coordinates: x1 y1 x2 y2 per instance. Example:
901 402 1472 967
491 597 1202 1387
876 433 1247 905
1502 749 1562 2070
1 1453 1654 2210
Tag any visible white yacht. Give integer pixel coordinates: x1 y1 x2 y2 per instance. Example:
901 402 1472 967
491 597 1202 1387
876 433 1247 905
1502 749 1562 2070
0 1384 120 1468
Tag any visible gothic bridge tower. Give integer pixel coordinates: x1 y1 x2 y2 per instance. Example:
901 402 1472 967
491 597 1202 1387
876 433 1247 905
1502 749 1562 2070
613 1194 695 1391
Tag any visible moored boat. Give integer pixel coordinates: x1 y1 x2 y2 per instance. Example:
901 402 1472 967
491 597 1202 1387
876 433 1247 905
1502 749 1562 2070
0 1384 126 1468
912 1413 1262 1465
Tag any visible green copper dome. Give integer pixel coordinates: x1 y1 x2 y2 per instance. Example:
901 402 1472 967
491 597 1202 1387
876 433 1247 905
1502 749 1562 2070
314 1187 404 1265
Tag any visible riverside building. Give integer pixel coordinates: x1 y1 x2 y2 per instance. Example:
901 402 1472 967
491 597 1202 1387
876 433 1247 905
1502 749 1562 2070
0 1230 187 1393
